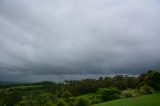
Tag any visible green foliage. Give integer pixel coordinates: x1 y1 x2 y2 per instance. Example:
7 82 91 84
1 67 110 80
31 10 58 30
16 93 54 106
121 89 138 98
0 70 160 106
113 75 139 90
91 98 102 105
144 70 160 91
96 88 120 101
56 99 67 106
4 90 22 106
74 97 90 106
139 85 154 94
63 91 72 98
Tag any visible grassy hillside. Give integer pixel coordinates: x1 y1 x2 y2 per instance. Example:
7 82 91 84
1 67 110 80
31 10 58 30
92 94 160 106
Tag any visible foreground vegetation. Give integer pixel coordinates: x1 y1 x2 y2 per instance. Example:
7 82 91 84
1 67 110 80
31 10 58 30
0 70 160 106
92 93 160 106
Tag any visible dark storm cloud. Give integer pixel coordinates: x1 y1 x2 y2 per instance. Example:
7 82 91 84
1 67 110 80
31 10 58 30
0 0 160 82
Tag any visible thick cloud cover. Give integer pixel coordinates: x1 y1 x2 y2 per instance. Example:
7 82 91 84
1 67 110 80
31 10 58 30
0 0 160 82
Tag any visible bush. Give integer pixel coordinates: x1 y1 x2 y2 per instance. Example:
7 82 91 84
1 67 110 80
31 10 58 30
139 85 154 94
144 70 160 91
56 99 67 106
96 88 120 101
121 90 132 98
91 98 102 105
63 91 72 98
121 89 138 98
88 95 102 105
74 97 90 106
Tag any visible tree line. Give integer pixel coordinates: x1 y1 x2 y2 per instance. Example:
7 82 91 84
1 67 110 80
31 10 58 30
0 69 160 106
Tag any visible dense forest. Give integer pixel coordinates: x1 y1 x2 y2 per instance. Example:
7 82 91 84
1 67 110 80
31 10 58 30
0 70 160 106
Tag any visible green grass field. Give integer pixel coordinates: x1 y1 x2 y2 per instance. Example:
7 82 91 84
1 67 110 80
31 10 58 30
92 94 160 106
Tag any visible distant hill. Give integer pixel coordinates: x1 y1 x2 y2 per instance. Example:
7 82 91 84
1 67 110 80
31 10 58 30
0 81 21 85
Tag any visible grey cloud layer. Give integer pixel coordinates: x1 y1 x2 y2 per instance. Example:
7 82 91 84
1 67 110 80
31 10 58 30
0 0 160 81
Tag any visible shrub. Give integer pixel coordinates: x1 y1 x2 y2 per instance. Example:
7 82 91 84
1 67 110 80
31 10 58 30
74 97 90 106
96 88 120 101
139 85 154 94
144 70 160 91
121 90 132 98
121 89 138 98
45 101 55 106
65 97 75 104
37 94 53 105
91 98 102 105
63 91 73 103
63 91 72 98
56 99 67 106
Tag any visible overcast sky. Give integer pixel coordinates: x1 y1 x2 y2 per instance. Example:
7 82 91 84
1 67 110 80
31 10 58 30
0 0 160 82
